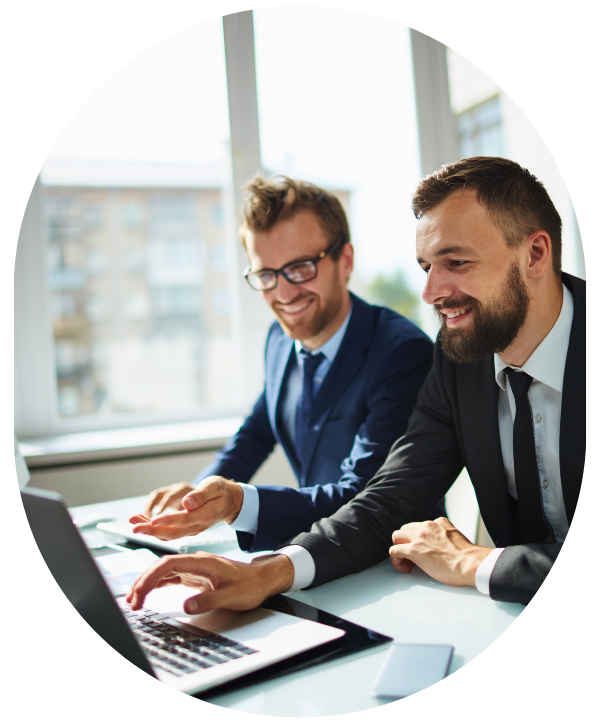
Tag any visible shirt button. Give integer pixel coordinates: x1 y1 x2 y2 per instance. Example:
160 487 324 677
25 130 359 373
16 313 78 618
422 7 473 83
541 479 549 489
534 414 542 423
556 531 565 541
313 425 320 431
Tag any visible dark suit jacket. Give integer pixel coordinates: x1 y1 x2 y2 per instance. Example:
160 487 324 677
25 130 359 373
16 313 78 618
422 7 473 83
289 274 585 605
195 293 434 552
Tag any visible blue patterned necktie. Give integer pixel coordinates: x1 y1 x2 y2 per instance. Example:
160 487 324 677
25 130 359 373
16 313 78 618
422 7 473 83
505 367 549 543
295 349 325 468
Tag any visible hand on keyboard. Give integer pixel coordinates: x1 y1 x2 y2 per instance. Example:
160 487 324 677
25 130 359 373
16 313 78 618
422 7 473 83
126 550 294 614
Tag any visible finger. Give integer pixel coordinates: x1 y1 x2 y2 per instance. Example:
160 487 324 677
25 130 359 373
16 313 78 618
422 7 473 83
182 582 253 615
144 489 166 518
129 556 193 608
182 485 216 512
183 590 221 615
132 522 198 540
151 509 200 528
389 544 415 572
153 491 184 516
391 558 415 574
391 526 420 544
129 513 150 524
435 516 453 528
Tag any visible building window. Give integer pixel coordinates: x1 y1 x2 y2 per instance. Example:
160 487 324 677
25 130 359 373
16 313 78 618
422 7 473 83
457 95 505 158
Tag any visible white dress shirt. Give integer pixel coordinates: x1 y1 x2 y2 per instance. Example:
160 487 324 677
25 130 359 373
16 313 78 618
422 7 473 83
475 283 573 593
283 285 574 594
228 307 353 538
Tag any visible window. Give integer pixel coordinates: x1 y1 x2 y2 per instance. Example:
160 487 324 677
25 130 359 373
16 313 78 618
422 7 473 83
457 96 505 158
253 7 424 326
15 11 585 440
15 19 245 434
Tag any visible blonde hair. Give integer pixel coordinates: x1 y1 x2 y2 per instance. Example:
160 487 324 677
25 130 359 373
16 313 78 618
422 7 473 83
239 175 350 258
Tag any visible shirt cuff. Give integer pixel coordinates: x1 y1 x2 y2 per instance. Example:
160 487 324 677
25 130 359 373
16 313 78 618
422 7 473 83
228 484 259 536
475 547 505 595
276 545 316 591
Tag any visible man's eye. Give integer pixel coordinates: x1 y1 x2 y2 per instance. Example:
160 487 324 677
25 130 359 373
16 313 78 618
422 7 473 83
285 262 315 281
450 260 468 268
421 266 430 274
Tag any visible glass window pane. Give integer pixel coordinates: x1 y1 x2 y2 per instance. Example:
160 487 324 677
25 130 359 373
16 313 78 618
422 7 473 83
40 20 242 422
253 8 424 325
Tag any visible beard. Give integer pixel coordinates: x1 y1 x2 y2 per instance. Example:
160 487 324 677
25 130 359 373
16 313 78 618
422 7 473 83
435 262 530 364
272 271 345 342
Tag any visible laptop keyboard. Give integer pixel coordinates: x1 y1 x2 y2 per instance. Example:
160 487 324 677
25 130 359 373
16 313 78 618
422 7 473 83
122 602 258 678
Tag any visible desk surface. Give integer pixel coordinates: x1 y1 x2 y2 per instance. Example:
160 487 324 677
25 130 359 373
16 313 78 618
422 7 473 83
73 495 523 716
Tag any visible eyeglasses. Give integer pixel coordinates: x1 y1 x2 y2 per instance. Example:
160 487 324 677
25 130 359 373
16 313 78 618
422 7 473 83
243 239 344 291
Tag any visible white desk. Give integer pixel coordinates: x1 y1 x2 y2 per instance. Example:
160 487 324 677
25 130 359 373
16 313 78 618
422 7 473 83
73 495 523 716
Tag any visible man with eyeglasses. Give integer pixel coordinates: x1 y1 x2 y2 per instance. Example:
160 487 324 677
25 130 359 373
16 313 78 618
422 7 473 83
130 176 436 552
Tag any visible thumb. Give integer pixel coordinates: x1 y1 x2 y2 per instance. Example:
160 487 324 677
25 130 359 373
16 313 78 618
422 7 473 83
182 489 206 511
183 590 220 614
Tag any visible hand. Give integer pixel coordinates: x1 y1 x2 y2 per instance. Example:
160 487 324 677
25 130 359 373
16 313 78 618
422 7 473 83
389 517 493 587
129 476 244 541
126 551 294 614
142 482 196 518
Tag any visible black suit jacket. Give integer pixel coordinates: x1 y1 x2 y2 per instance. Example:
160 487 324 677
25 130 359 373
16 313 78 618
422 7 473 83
289 273 585 605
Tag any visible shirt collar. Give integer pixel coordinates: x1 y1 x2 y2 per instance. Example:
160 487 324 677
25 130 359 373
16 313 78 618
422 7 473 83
494 283 573 393
295 302 353 363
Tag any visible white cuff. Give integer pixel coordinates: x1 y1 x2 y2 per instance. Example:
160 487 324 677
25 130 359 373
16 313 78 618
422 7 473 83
228 484 259 536
276 545 316 591
475 547 505 595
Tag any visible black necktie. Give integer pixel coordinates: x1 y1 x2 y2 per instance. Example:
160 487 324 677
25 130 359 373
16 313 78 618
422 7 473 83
505 368 549 543
295 350 325 467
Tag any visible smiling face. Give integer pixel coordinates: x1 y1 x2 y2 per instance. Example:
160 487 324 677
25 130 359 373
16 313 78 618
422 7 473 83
245 210 353 349
417 189 531 364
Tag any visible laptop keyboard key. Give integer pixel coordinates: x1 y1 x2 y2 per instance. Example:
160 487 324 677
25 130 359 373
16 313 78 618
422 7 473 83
125 604 261 678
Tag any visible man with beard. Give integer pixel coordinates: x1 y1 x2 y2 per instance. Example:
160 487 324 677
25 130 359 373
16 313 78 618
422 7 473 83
129 175 435 552
128 157 584 610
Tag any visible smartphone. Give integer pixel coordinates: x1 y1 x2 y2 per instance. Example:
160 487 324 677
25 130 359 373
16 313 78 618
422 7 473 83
371 642 454 698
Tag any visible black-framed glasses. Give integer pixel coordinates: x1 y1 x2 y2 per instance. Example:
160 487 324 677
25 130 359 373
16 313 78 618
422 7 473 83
243 239 344 291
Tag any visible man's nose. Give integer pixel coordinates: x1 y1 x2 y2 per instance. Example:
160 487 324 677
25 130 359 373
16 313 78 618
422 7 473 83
273 274 302 302
422 268 452 306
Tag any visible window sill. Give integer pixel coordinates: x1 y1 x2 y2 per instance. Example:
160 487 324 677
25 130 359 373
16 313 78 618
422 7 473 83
20 417 242 468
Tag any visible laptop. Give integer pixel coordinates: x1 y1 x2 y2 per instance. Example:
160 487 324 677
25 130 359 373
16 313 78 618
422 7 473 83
21 487 346 695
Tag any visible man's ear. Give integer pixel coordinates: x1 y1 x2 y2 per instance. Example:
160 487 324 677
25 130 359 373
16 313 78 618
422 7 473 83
340 242 354 279
525 230 552 279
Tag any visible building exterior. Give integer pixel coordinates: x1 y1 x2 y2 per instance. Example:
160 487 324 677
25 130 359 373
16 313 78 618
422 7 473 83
41 160 350 422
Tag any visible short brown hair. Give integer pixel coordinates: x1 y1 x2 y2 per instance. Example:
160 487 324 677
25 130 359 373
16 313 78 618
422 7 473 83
411 157 563 275
239 175 350 258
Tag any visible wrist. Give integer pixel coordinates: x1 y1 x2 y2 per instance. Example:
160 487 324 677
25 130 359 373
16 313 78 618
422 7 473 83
224 480 244 524
250 554 295 597
461 546 494 586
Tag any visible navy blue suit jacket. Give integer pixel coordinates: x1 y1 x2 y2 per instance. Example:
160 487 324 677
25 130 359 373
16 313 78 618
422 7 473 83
195 294 434 551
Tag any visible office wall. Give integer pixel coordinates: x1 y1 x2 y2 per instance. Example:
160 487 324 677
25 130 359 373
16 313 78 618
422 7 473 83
28 443 296 507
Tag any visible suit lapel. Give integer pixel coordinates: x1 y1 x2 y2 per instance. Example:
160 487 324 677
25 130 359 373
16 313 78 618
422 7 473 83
457 356 515 546
300 296 375 476
559 273 586 524
265 328 295 435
